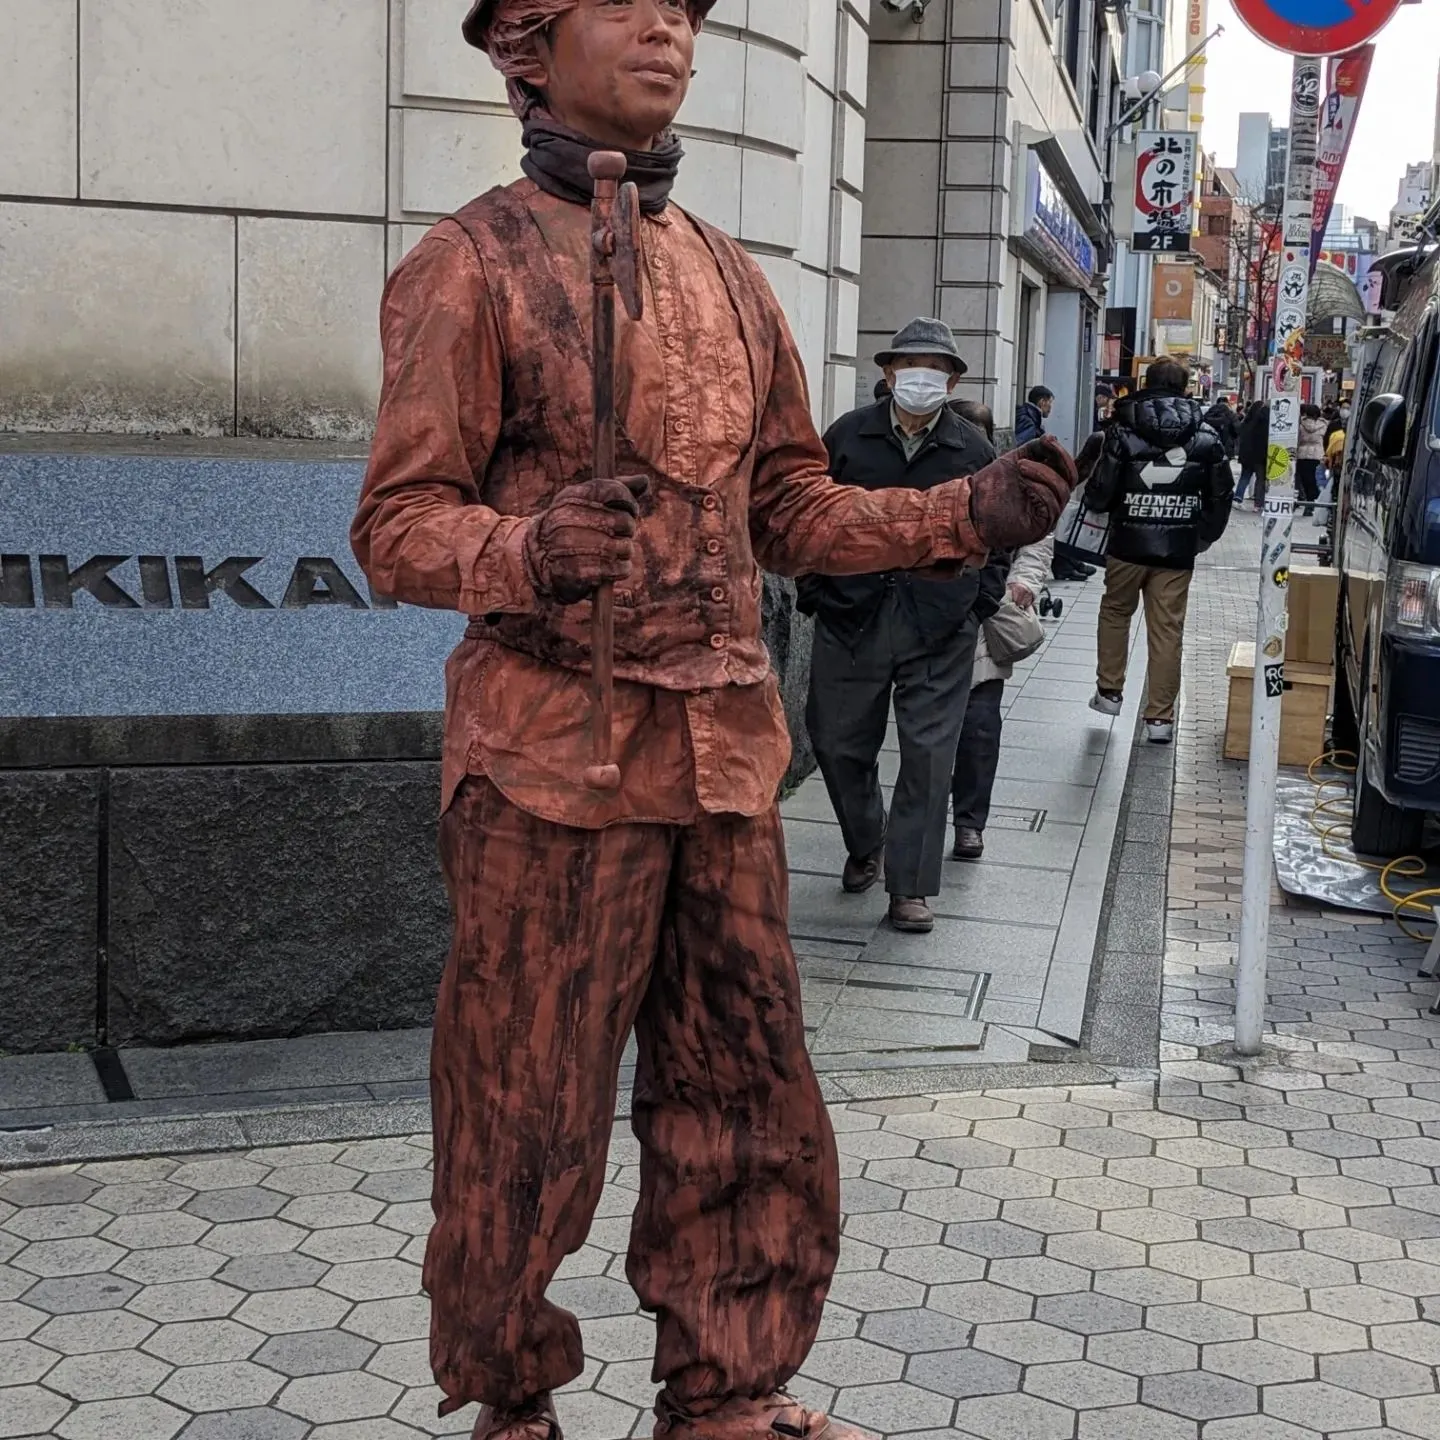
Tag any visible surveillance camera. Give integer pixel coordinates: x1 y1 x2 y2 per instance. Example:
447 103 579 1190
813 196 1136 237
881 0 933 18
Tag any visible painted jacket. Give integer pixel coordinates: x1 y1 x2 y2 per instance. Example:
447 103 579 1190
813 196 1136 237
352 179 987 829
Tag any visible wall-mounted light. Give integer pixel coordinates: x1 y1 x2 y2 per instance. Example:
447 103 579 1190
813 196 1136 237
1121 70 1163 103
879 0 933 22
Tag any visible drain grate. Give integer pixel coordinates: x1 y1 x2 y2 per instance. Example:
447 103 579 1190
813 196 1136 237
990 807 1048 833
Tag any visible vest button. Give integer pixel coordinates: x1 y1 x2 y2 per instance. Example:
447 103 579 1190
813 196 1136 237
710 633 727 649
702 495 719 511
711 587 726 603
705 539 722 555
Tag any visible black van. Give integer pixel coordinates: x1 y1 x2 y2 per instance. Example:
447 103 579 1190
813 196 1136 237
1333 242 1440 856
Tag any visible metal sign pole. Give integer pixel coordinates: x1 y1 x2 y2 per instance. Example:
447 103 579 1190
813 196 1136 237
1235 54 1323 1055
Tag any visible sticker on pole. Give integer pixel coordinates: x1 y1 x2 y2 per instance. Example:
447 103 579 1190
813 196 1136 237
1265 444 1291 482
1231 0 1405 56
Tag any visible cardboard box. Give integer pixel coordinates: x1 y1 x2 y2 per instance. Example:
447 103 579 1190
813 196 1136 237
1287 565 1340 668
1225 642 1333 767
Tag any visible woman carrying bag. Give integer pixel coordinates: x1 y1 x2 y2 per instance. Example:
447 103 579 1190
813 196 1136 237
951 535 1053 861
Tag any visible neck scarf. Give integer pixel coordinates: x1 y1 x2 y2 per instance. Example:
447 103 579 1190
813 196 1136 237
521 109 683 214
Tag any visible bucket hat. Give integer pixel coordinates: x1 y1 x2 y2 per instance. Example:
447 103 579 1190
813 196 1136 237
874 317 968 376
463 0 718 50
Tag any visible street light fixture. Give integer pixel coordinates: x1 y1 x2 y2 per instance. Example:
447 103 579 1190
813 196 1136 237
879 0 933 20
1123 70 1163 103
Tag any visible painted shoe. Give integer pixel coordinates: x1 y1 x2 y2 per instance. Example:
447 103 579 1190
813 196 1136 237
472 1396 561 1440
1090 689 1123 717
655 1393 875 1440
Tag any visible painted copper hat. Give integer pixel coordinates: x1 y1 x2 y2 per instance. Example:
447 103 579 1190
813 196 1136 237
462 0 718 51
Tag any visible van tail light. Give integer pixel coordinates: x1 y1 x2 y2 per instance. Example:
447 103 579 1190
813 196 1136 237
1385 564 1440 638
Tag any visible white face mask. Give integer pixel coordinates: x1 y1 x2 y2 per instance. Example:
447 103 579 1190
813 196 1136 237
890 366 951 416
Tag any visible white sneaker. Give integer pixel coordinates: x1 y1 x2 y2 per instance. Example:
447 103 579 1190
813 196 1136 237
1146 719 1175 744
1090 690 1123 717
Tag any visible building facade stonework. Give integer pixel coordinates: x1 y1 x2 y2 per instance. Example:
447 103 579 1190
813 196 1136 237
862 0 1119 453
0 0 865 437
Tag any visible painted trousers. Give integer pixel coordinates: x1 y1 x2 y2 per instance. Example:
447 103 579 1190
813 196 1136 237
426 778 841 1417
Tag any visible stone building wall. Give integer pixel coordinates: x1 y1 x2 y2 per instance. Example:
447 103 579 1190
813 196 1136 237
0 0 866 438
861 0 1115 448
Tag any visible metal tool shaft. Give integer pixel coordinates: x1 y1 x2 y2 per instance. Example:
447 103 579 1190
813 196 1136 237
583 151 628 794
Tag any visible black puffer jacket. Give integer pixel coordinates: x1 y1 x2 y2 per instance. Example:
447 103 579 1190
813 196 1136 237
1086 390 1233 570
1203 400 1240 458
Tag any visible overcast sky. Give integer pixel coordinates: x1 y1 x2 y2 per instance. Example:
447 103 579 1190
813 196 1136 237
1200 0 1440 224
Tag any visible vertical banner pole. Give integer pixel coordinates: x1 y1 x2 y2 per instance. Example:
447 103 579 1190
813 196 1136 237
1235 54 1324 1055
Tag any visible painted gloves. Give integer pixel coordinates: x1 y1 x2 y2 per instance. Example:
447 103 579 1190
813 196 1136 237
523 477 648 604
967 437 1079 551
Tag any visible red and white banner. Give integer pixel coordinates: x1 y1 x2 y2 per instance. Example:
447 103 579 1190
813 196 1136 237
1310 45 1373 271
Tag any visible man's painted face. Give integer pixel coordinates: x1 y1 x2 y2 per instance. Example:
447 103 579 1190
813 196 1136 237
536 0 696 148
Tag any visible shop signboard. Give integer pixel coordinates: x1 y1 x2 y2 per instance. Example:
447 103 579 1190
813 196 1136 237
1021 150 1096 289
1133 131 1197 253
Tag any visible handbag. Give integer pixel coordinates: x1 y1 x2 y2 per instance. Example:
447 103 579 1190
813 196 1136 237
982 596 1046 668
1056 485 1111 565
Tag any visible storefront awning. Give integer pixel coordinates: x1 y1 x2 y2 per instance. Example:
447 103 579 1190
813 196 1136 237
1308 261 1367 324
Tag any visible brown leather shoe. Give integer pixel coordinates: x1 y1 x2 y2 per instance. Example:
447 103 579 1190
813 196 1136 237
472 1395 562 1440
952 826 985 862
887 896 934 933
841 843 884 894
655 1392 874 1440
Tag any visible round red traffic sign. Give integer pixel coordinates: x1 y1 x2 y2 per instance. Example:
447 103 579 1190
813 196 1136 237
1231 0 1405 55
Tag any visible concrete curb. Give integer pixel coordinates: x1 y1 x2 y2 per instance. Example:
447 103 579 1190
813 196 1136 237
1036 616 1151 1044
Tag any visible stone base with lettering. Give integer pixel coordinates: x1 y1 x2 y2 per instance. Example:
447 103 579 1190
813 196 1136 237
0 440 817 1053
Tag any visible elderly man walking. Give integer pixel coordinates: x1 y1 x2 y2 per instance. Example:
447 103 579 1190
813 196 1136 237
799 320 998 935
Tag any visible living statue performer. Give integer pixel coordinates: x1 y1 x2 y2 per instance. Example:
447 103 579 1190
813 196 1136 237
351 3 1078 1439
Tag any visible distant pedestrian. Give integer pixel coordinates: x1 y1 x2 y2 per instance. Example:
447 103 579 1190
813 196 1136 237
951 398 995 442
1085 357 1234 745
1325 422 1346 477
1298 403 1326 518
1203 395 1240 458
1094 384 1115 432
800 318 997 936
1235 401 1269 508
1015 386 1054 444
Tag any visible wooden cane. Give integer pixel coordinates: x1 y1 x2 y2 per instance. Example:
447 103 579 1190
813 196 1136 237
583 151 639 793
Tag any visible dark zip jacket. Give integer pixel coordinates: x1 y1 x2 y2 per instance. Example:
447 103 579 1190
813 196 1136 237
796 401 996 643
1203 400 1240 458
1085 389 1233 570
1014 402 1047 445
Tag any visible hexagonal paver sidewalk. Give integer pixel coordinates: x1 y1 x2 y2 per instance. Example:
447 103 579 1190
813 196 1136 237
6 521 1440 1440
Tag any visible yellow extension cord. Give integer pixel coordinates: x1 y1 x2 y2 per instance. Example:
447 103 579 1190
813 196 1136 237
1304 750 1439 942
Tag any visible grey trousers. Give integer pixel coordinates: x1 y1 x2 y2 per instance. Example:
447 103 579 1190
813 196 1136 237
806 591 979 899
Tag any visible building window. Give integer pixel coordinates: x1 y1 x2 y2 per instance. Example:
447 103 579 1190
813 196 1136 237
1054 0 1082 84
1065 0 1083 83
1087 10 1108 142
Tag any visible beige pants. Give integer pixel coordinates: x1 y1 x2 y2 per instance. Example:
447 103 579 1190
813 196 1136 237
1097 559 1193 722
